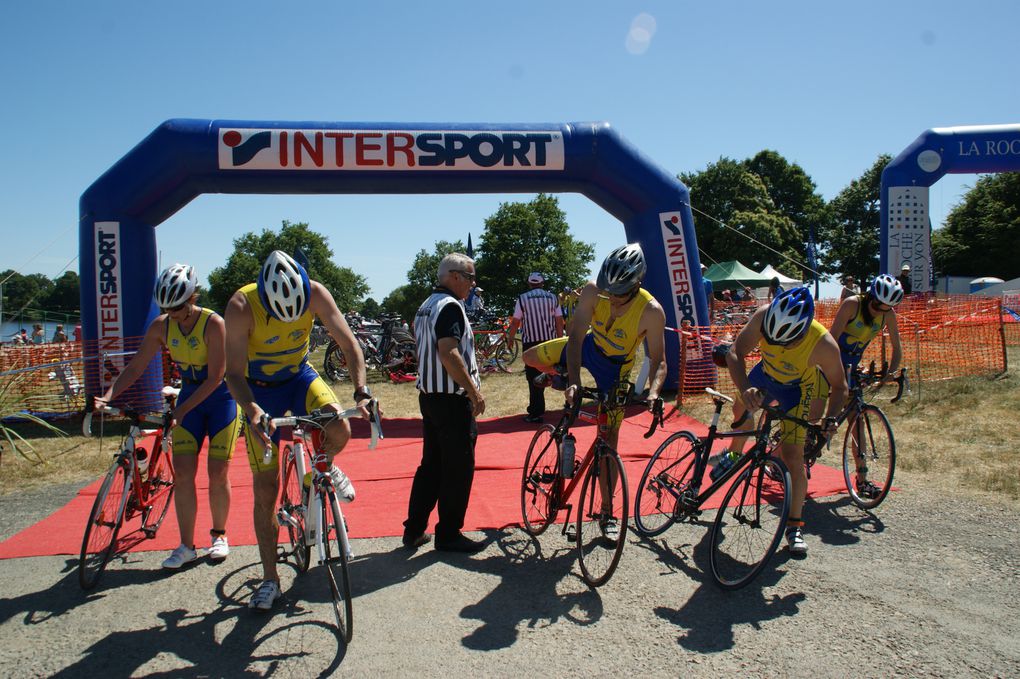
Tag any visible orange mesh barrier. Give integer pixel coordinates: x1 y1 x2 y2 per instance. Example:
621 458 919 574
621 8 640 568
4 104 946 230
0 336 174 420
1003 291 1020 347
676 293 1008 407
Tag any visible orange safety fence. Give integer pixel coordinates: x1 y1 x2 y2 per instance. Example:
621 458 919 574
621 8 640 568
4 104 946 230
0 337 174 421
676 293 1008 407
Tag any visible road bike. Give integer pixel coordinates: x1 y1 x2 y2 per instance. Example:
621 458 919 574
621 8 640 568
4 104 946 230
471 312 519 371
520 381 663 587
798 364 908 510
323 314 416 383
634 388 807 590
268 401 383 643
78 389 178 590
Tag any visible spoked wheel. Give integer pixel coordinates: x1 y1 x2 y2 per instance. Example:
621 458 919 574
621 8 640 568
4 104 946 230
520 425 560 535
634 430 699 537
576 449 629 587
842 405 896 510
322 491 353 643
323 343 350 383
79 461 131 590
281 445 310 572
141 448 175 536
709 456 790 590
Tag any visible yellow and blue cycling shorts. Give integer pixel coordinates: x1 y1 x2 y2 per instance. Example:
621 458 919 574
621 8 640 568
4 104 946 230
747 362 829 446
172 381 241 461
243 363 338 472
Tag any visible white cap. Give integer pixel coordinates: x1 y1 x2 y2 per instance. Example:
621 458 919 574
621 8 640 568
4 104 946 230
901 263 911 272
528 272 544 284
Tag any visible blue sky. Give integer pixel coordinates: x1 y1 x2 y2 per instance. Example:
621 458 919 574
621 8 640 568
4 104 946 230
1 1 1017 302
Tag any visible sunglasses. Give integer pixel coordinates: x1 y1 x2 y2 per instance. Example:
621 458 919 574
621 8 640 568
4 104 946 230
452 269 477 282
164 302 188 314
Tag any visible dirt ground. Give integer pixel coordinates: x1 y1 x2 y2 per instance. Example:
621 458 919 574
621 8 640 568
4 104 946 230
0 466 1018 678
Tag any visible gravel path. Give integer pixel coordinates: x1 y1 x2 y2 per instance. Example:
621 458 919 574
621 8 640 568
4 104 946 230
0 471 1018 677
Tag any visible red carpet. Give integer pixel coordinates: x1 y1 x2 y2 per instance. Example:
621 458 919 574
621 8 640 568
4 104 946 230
0 410 848 559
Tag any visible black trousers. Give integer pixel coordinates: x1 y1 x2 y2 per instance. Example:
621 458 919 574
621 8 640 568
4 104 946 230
403 392 477 542
523 339 548 417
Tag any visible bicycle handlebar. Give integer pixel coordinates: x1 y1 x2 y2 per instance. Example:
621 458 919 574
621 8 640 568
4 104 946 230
563 384 664 438
257 399 384 464
82 394 172 437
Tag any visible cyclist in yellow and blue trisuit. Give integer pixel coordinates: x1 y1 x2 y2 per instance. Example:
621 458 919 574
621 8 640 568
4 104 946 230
830 273 904 384
524 244 667 540
98 264 241 570
559 286 581 335
828 274 904 499
224 250 371 612
725 287 847 557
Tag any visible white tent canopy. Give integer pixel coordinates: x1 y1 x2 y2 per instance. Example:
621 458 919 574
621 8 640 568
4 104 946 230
758 265 801 286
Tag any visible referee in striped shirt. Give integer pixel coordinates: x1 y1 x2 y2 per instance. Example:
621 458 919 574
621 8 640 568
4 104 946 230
508 272 564 423
402 253 486 554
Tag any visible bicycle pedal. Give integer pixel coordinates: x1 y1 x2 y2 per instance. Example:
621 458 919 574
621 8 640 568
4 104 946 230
142 528 156 539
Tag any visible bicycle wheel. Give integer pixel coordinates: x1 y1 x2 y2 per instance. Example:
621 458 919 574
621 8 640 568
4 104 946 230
634 431 699 537
842 405 896 510
323 343 349 383
506 335 521 364
141 444 175 536
79 461 131 590
281 445 310 572
323 491 353 643
576 448 629 587
520 425 560 535
709 456 790 590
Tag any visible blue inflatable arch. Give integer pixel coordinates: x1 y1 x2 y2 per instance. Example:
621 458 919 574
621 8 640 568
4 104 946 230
881 123 1020 292
80 119 710 402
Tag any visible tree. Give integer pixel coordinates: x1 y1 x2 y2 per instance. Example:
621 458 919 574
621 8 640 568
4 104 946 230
0 271 53 315
821 155 890 284
475 194 594 312
743 150 831 280
932 173 1020 280
206 221 369 314
381 284 420 325
359 297 381 319
382 240 465 323
681 159 802 279
41 271 80 313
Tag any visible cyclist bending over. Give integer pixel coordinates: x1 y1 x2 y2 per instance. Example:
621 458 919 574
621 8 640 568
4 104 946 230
523 243 667 539
98 264 241 570
224 250 371 612
827 273 904 498
725 287 847 557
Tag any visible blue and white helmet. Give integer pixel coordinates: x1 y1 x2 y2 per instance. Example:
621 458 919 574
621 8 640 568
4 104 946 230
258 250 311 322
154 264 197 310
762 287 814 345
597 243 646 295
870 274 904 307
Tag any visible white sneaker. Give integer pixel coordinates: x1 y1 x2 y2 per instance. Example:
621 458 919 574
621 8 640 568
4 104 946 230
786 527 808 555
208 535 229 561
162 544 198 569
249 580 282 611
329 465 356 503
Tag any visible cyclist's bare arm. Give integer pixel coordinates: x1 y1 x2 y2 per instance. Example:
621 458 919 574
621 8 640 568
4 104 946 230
828 296 860 342
812 334 848 427
174 313 228 423
638 299 668 403
98 316 167 407
564 281 600 405
884 312 904 377
309 281 369 413
223 291 268 441
727 306 767 410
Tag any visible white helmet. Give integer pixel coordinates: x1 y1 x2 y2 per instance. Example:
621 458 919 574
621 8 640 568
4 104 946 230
154 264 197 310
258 250 310 322
870 274 904 307
762 287 814 345
597 243 646 295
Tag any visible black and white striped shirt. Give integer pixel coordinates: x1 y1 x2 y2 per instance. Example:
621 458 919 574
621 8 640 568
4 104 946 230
512 288 562 343
414 288 480 395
